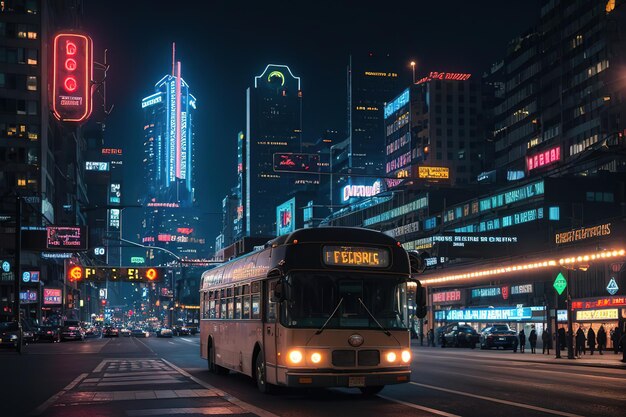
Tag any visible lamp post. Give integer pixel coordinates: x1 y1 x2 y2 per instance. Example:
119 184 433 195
410 61 416 84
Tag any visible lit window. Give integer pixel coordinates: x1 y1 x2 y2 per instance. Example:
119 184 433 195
549 207 560 221
27 76 37 91
27 32 37 40
17 178 26 187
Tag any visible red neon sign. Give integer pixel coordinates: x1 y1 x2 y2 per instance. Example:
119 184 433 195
416 71 472 84
526 146 560 171
52 32 93 122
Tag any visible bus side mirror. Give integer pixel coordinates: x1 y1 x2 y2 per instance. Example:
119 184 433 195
414 281 427 319
271 282 285 303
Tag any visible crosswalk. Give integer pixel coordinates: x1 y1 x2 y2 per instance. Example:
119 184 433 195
33 358 273 417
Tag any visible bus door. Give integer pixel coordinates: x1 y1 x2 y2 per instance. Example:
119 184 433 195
263 279 279 383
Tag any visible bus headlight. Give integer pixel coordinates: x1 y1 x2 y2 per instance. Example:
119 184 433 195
310 352 322 364
386 352 397 363
288 350 303 364
401 350 411 363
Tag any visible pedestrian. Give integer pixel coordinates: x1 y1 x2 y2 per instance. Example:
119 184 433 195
597 325 607 355
587 326 596 355
529 325 537 354
428 328 435 347
558 327 566 351
612 326 622 354
542 329 551 354
518 328 526 353
575 326 586 357
440 329 446 348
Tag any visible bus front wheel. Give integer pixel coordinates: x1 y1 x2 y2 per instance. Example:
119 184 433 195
208 342 228 375
255 351 272 394
359 386 384 396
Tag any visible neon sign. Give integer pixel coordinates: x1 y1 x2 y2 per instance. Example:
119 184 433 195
432 290 461 303
141 93 162 108
555 223 611 245
323 246 390 268
384 88 410 119
575 309 618 321
102 148 123 155
52 32 93 122
46 226 87 250
571 296 626 310
418 166 450 179
267 71 285 86
416 71 471 84
342 180 382 202
276 198 295 236
527 146 561 171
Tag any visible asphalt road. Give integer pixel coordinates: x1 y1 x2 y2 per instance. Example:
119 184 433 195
1 335 624 417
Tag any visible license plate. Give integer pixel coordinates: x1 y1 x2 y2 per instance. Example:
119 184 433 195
499 337 505 340
348 376 366 387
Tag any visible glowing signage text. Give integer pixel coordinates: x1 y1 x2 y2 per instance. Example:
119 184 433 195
418 166 450 179
323 246 389 268
575 309 618 321
555 223 611 245
342 180 382 202
527 146 561 171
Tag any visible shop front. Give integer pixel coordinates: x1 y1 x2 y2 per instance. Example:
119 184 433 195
571 296 626 350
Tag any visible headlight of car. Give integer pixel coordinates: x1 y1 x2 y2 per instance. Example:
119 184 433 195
10 334 18 340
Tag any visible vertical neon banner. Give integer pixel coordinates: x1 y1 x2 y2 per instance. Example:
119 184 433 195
175 61 182 179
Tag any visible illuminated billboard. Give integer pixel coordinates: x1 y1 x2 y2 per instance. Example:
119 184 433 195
67 266 164 283
109 183 121 205
384 88 410 119
526 146 560 172
342 179 383 202
43 288 62 305
46 226 88 251
52 32 93 122
276 198 296 236
85 161 110 171
272 153 320 173
418 166 449 179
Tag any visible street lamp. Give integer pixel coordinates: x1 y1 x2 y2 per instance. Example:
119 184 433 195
410 61 416 84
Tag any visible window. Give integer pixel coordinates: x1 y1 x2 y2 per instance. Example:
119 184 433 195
26 75 36 91
27 49 37 65
266 280 278 323
549 207 560 220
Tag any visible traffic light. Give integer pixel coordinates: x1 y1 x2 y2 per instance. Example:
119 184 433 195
52 32 93 122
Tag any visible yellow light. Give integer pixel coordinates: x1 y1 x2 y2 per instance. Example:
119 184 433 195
401 350 411 363
559 259 564 265
619 250 625 256
577 256 583 262
289 350 303 364
386 352 397 363
583 256 589 261
410 61 416 67
612 250 618 256
310 352 322 364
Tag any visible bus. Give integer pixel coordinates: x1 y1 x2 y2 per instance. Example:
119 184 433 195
200 227 425 394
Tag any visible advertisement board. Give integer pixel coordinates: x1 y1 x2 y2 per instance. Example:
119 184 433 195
418 166 450 180
46 226 88 251
276 198 296 236
43 288 62 305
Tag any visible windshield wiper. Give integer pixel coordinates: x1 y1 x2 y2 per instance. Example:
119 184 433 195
314 297 343 335
357 298 391 336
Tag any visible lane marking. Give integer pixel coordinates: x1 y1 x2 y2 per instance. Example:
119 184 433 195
409 381 584 417
29 373 88 416
379 395 460 417
162 359 279 417
168 341 176 345
180 338 196 343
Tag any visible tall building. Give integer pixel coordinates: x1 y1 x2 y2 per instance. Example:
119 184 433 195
347 53 404 176
245 64 302 237
140 46 207 265
234 131 245 240
384 72 488 187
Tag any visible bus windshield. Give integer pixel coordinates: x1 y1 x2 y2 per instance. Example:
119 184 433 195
281 272 409 330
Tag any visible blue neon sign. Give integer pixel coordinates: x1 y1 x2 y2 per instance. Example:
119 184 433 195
435 306 542 322
384 88 410 119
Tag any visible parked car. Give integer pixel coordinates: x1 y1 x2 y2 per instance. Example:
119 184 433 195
173 325 190 336
61 324 85 341
440 324 479 348
120 328 132 337
480 324 519 351
156 327 173 338
36 326 61 343
131 328 149 338
0 321 21 348
103 326 119 337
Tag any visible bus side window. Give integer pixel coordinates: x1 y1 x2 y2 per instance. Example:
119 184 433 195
235 295 242 319
266 280 278 323
251 281 261 320
243 295 251 319
209 291 216 319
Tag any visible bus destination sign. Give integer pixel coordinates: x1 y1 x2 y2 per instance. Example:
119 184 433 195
323 246 389 268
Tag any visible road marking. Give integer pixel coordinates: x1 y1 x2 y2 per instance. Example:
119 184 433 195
409 382 585 417
162 359 279 417
379 395 460 417
29 373 88 416
127 407 240 416
180 337 196 343
168 341 176 345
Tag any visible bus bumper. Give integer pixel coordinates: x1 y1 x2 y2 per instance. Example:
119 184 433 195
284 369 410 388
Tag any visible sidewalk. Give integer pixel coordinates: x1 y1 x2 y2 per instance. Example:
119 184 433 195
412 344 626 369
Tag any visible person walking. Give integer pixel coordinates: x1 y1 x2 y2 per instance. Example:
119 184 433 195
575 326 586 357
428 328 435 347
597 325 607 355
612 326 622 354
529 326 537 354
518 328 526 353
587 326 596 355
542 329 551 354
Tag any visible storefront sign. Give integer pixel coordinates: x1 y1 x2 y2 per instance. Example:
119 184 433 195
575 309 618 321
557 309 567 322
571 296 626 310
526 146 560 171
432 290 461 303
43 288 62 305
46 226 88 251
555 223 611 245
553 272 567 295
511 284 533 295
606 278 619 295
435 306 540 322
471 287 501 298
276 198 296 236
418 166 450 179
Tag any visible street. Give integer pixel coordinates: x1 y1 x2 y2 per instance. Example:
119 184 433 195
1 336 624 417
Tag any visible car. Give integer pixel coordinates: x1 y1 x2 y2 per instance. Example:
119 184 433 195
0 321 21 348
120 328 132 337
156 327 173 338
61 324 85 341
131 328 149 338
103 326 119 337
36 326 61 343
480 324 519 351
440 324 479 348
173 325 190 336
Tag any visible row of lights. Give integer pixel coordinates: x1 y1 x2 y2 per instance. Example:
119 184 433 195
421 249 625 286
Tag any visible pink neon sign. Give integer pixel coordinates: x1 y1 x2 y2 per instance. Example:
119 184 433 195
526 146 561 171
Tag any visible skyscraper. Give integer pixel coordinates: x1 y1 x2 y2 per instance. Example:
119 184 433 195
245 64 302 237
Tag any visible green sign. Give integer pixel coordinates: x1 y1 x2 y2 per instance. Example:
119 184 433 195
553 272 567 295
131 256 145 264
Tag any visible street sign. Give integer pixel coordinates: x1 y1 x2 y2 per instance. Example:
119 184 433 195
553 272 567 295
606 277 619 295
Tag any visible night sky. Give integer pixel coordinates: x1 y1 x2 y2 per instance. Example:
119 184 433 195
82 0 541 246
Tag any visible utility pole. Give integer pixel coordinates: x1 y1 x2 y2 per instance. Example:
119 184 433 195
13 197 21 323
